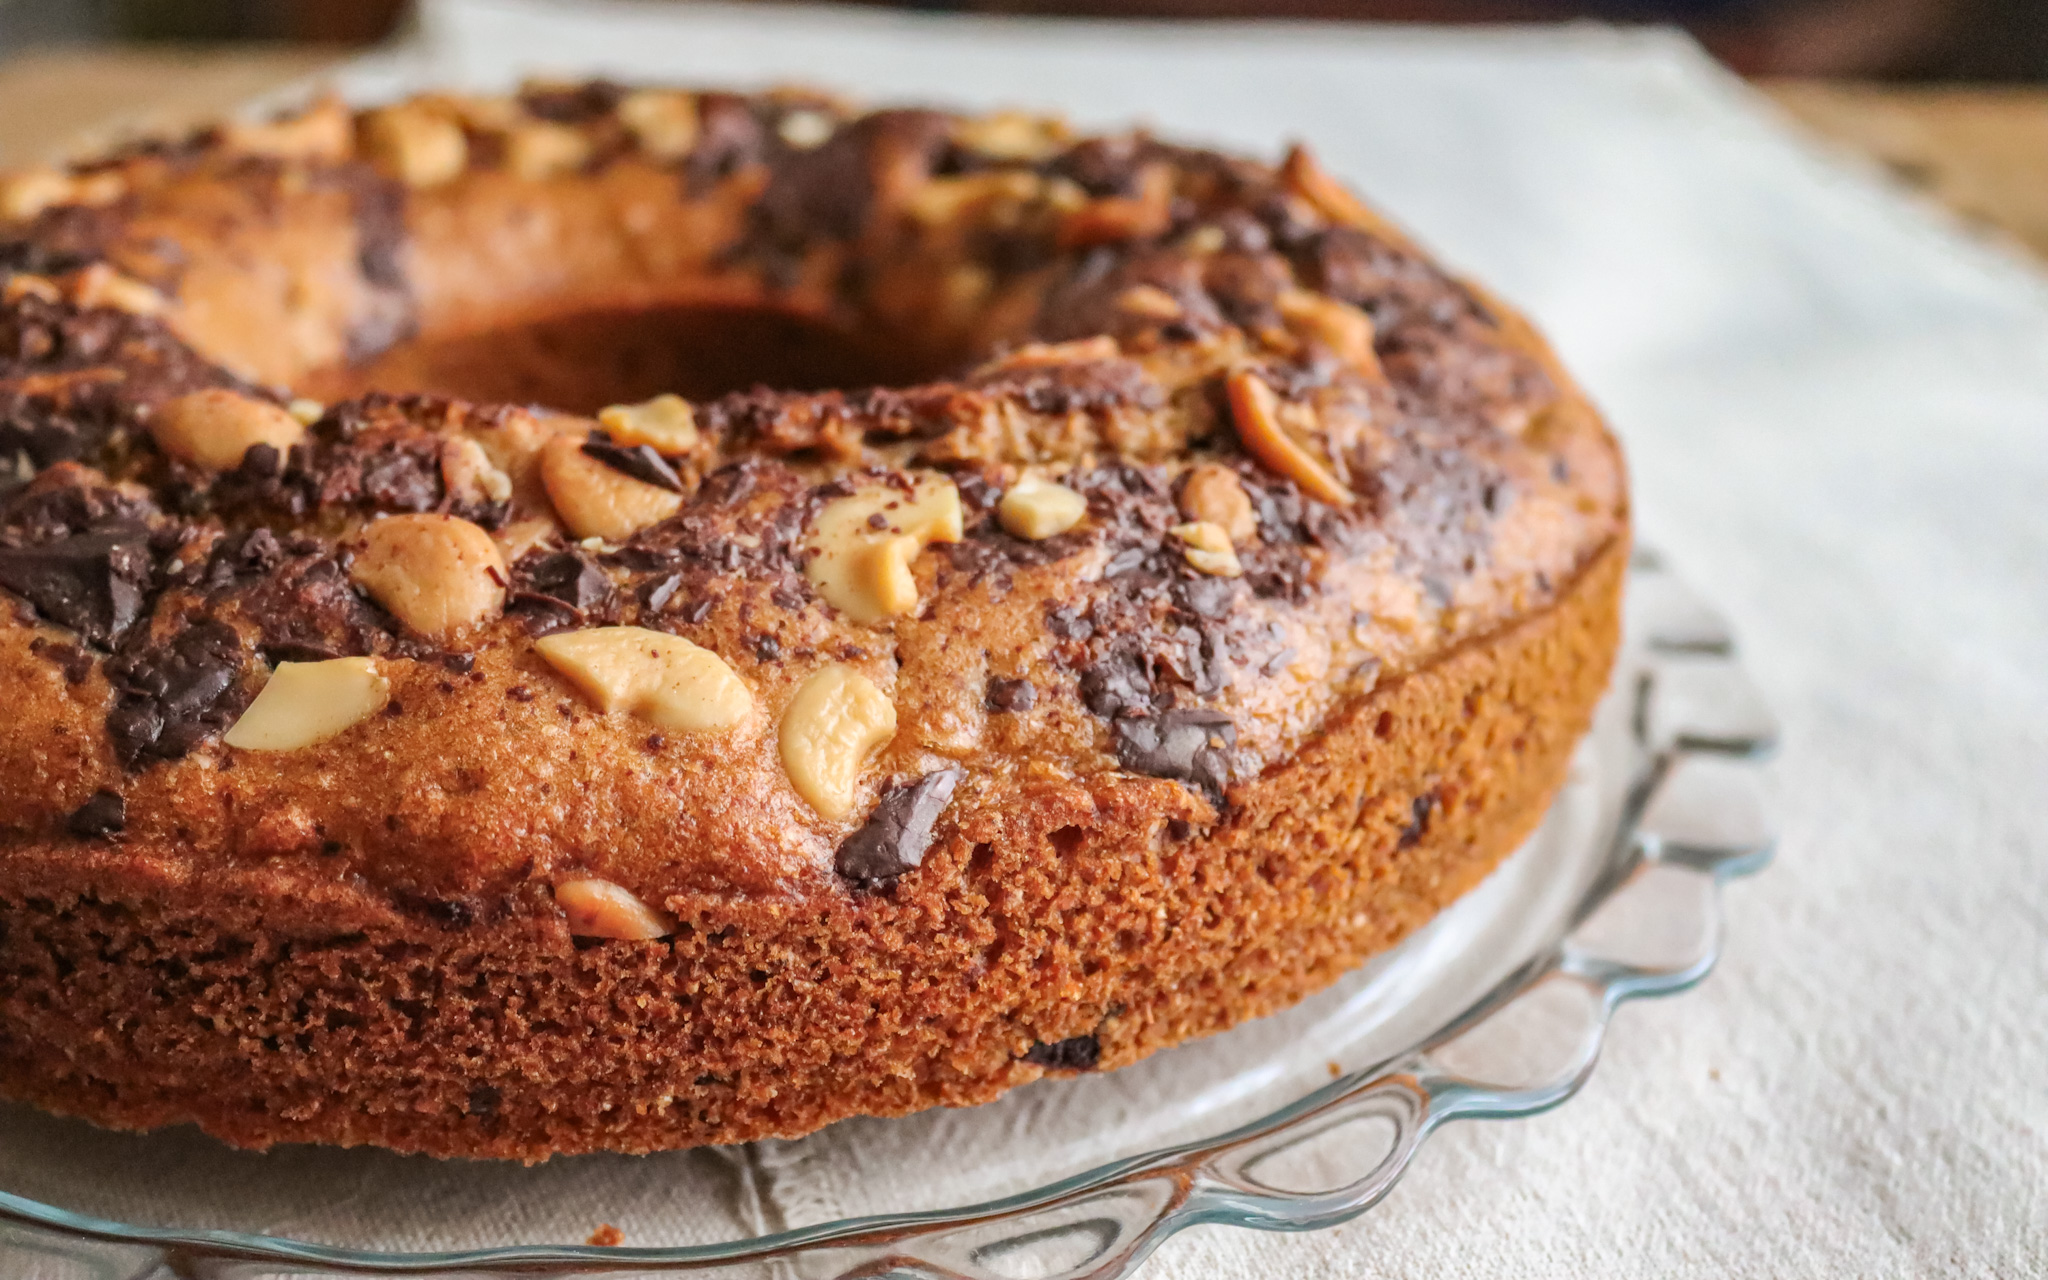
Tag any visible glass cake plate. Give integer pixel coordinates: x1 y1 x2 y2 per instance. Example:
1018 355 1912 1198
0 549 1776 1279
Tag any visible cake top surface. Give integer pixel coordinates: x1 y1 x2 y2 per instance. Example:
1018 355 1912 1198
0 85 1624 918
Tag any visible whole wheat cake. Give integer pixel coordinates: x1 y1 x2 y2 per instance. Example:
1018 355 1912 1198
0 85 1626 1161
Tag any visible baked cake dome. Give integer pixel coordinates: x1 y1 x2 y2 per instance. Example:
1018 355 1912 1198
0 85 1626 1160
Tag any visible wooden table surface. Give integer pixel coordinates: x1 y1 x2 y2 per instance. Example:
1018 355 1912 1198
1 46 2045 260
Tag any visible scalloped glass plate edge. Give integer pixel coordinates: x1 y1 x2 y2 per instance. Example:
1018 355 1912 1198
0 547 1776 1280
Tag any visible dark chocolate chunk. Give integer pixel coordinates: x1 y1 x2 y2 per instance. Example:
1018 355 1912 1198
1112 708 1235 802
314 161 415 363
261 640 342 664
1102 547 1149 578
1022 1035 1100 1071
1397 791 1436 849
1045 604 1094 641
358 443 445 512
393 888 480 928
233 555 386 660
755 109 948 250
105 618 246 767
951 470 1002 513
0 525 153 647
642 573 684 614
2 476 156 544
350 173 410 287
985 676 1035 714
696 459 758 508
835 766 964 887
65 789 125 839
1173 573 1240 620
300 436 447 515
685 93 768 195
1211 208 1272 254
519 79 624 123
582 436 683 493
1056 134 1147 197
751 633 781 662
206 526 284 586
522 550 612 611
0 385 133 478
1080 651 1153 719
240 442 282 479
0 203 123 280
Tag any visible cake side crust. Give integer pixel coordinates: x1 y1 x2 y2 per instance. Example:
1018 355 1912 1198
0 534 1624 1161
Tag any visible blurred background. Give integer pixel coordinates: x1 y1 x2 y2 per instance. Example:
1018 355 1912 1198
2 0 2047 262
0 0 2045 79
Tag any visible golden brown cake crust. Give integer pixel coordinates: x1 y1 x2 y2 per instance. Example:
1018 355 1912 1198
0 85 1628 1159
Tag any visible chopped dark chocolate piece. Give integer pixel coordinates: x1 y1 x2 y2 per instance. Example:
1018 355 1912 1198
105 618 246 767
522 550 612 611
1112 708 1235 802
65 788 125 838
1102 547 1149 578
835 766 964 886
1397 791 1436 849
262 640 343 663
240 442 282 479
684 92 768 196
582 435 683 492
350 441 445 512
985 676 1035 714
333 164 414 363
1173 573 1240 620
211 526 285 584
642 573 685 614
0 525 153 647
234 555 387 660
2 476 156 543
1080 651 1153 719
1045 604 1094 640
519 79 624 123
1022 1035 1100 1071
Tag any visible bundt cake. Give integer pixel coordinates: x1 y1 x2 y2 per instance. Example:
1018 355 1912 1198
0 84 1627 1160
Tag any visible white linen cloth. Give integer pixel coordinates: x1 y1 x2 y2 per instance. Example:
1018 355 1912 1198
28 3 2048 1274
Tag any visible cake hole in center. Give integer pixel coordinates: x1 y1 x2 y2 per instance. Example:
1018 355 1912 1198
299 302 958 416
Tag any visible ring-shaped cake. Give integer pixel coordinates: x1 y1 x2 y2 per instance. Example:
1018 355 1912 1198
0 85 1626 1160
